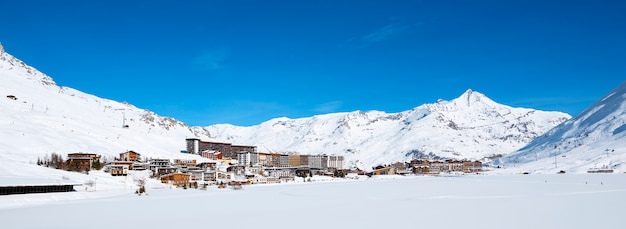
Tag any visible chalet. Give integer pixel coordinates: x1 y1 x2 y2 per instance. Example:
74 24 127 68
429 161 444 174
410 159 430 168
107 161 134 176
67 153 101 171
413 166 430 174
463 161 483 173
391 162 410 175
119 150 141 162
372 167 395 176
160 173 191 187
446 160 464 172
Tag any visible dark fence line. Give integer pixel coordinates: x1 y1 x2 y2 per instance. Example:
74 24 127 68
0 184 78 195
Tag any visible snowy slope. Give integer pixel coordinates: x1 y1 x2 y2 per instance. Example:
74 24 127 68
496 81 626 173
0 49 571 173
0 51 205 170
195 90 570 169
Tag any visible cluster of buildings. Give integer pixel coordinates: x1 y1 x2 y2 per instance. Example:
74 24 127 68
368 159 483 176
97 139 346 187
64 139 483 189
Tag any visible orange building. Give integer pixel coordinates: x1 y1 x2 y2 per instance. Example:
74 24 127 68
160 173 191 187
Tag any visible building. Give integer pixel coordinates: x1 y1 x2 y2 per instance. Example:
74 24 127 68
201 150 222 160
299 155 310 168
67 153 101 171
237 151 259 167
174 159 197 167
149 159 177 176
119 150 141 162
288 155 301 167
160 173 191 187
372 167 395 175
279 154 290 167
109 164 130 176
227 165 247 181
309 155 322 169
186 138 256 160
463 161 483 173
198 162 218 182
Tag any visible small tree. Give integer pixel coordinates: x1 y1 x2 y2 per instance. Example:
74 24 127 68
134 178 147 196
67 160 81 172
91 159 104 170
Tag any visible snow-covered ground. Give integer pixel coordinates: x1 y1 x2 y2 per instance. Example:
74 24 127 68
2 172 624 229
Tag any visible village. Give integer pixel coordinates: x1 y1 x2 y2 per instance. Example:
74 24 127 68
57 138 483 189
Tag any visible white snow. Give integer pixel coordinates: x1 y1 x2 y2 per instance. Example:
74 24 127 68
1 172 625 229
195 89 570 169
498 81 626 173
1 44 626 229
0 50 570 173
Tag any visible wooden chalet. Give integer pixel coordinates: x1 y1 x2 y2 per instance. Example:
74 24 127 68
160 173 191 187
372 167 395 176
119 150 141 162
67 153 101 171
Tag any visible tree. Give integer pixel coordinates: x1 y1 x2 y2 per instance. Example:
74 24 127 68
91 159 104 170
67 160 81 172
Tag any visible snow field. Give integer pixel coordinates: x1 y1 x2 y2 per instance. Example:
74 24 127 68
1 173 624 229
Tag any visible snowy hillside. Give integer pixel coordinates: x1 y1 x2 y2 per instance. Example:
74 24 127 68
195 90 570 169
496 81 626 173
0 50 204 167
0 48 572 173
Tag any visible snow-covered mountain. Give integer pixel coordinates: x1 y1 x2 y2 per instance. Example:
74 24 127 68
0 50 203 165
0 49 570 172
496 81 626 173
195 90 570 169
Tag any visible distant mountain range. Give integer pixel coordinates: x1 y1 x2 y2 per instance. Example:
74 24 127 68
4 48 609 172
195 89 570 169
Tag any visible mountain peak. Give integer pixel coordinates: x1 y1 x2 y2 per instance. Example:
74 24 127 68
451 89 495 108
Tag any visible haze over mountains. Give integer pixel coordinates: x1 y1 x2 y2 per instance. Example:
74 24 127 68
2 49 623 173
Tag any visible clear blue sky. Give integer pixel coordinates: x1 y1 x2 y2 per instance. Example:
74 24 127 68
1 0 625 126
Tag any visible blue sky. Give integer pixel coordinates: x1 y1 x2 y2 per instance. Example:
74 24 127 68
1 0 625 126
